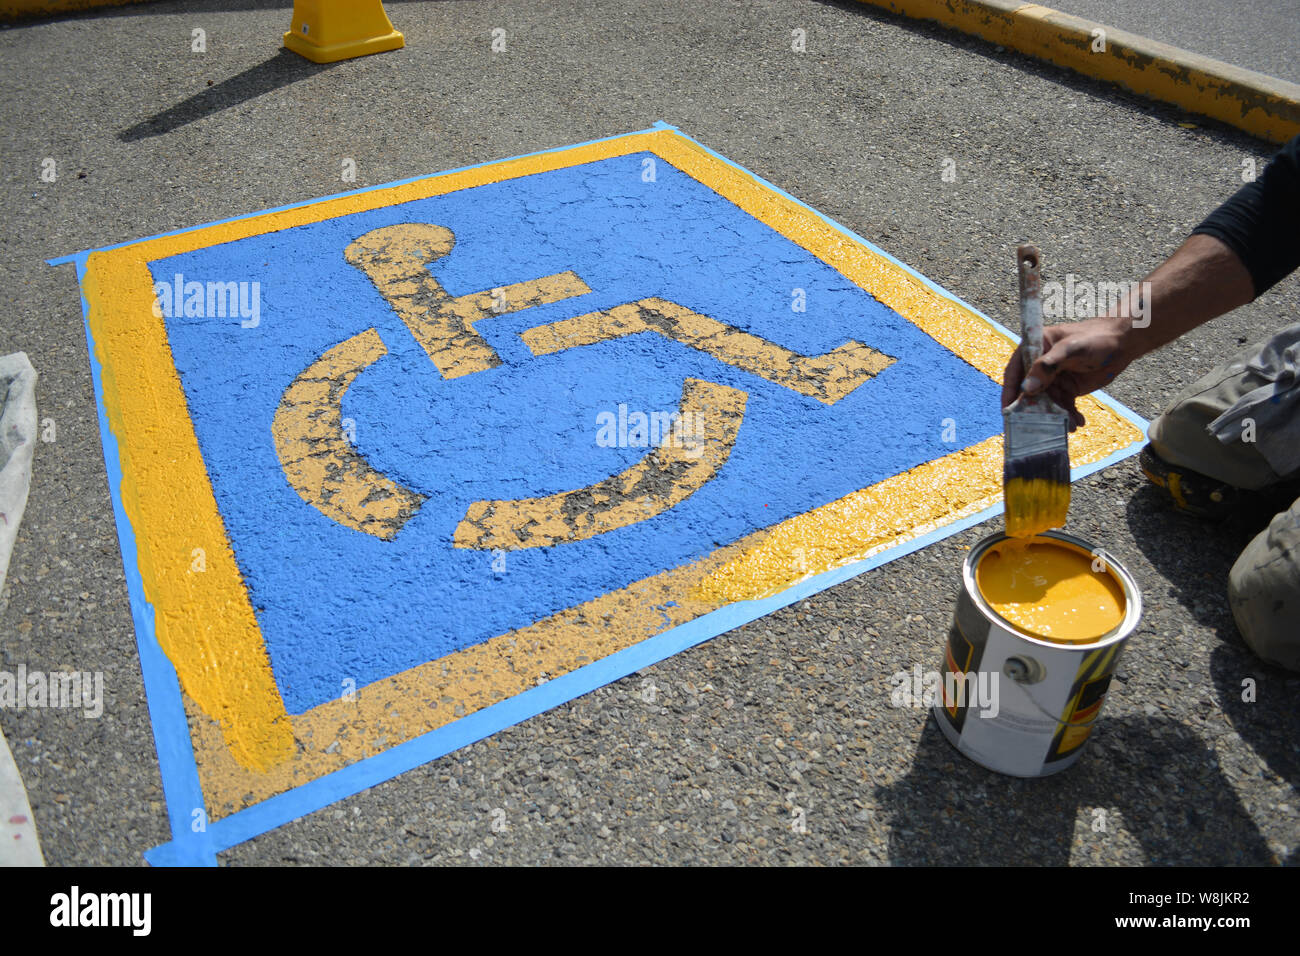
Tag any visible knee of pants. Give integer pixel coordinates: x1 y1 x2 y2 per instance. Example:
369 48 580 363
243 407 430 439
1145 340 1288 491
1149 406 1281 492
1228 516 1300 673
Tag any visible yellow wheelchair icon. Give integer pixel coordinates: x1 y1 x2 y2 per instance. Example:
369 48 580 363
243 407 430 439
272 224 897 547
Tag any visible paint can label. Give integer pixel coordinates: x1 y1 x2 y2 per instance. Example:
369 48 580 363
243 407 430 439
1045 643 1120 764
938 623 985 736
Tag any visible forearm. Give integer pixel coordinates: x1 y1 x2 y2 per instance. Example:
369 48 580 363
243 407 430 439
1106 233 1255 365
1002 136 1298 410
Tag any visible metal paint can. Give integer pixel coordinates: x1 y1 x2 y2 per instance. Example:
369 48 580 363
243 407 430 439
932 530 1142 777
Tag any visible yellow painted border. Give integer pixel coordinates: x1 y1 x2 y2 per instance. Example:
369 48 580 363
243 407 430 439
84 127 1142 815
856 0 1300 144
0 0 153 19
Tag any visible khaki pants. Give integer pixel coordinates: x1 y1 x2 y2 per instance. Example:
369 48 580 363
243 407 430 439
1148 338 1300 672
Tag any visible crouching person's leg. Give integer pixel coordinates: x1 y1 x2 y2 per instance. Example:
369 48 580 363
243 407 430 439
1229 496 1300 672
1147 340 1287 493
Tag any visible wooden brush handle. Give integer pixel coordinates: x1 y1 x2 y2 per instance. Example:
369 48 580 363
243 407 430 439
1017 244 1044 381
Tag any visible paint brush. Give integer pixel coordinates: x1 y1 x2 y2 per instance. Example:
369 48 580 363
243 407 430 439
1003 244 1071 538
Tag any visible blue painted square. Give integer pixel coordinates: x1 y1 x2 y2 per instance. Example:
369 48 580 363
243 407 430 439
150 152 1002 714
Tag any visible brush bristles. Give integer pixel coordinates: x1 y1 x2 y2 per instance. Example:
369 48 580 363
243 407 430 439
1004 451 1071 538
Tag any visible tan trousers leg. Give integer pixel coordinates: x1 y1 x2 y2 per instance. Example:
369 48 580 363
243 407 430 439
1147 340 1287 491
1148 339 1300 672
1228 498 1300 672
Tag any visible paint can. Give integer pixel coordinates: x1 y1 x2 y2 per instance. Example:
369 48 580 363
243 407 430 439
932 530 1142 777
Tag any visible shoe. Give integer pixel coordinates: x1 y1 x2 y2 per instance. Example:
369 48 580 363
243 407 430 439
1138 444 1241 519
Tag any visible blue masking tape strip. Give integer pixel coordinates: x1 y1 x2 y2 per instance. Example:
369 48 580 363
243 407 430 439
671 126 1153 464
149 490 1013 863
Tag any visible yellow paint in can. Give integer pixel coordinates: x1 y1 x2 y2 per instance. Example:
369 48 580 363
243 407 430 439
975 536 1125 643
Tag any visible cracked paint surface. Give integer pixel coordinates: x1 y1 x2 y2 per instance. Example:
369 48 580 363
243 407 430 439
273 328 425 540
344 223 592 379
523 296 896 404
77 127 1143 824
454 377 747 550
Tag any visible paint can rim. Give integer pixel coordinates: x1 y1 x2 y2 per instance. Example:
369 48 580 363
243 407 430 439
963 530 1143 649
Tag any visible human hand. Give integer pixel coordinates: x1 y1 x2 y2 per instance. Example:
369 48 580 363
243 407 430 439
1000 314 1133 431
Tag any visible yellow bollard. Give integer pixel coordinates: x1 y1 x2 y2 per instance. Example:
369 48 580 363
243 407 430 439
283 0 404 64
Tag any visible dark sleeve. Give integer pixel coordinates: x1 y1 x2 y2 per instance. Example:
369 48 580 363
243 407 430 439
1191 133 1300 298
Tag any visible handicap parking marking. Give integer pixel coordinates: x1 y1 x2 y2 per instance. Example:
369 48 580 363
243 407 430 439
57 123 1146 863
343 222 594 380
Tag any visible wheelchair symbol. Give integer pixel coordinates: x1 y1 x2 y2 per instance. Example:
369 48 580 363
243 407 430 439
272 223 897 548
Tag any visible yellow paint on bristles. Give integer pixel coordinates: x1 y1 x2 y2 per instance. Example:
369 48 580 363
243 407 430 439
1004 476 1071 538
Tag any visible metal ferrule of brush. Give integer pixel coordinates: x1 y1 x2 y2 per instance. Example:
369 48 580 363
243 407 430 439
1003 411 1070 461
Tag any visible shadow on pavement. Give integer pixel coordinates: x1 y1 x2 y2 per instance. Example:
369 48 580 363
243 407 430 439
1123 480 1300 839
1124 480 1299 645
877 713 1277 864
1123 482 1260 640
119 48 337 141
1211 643 1300 793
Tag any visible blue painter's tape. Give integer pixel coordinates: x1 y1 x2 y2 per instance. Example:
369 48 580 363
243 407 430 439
150 495 1012 865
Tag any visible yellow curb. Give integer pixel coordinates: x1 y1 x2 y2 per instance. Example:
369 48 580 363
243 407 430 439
0 0 154 19
856 0 1300 144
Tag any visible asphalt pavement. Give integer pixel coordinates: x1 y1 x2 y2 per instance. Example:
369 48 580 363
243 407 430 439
1055 0 1300 85
1 0 1298 865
